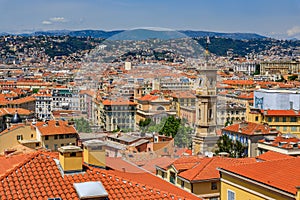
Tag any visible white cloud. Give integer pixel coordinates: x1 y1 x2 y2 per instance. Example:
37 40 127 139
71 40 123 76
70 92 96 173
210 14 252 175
50 17 67 23
42 20 52 25
287 26 300 36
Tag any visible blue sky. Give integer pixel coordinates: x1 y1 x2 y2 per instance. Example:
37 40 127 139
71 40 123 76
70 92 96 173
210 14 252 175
1 0 300 38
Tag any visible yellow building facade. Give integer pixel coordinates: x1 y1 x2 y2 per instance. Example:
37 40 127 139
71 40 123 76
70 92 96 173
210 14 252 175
219 157 300 200
247 108 300 136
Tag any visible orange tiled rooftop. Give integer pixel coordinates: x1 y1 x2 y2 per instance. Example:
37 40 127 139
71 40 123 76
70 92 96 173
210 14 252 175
0 152 199 200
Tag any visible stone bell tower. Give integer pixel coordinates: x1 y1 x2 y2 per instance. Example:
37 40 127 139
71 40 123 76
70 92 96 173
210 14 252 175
192 37 219 155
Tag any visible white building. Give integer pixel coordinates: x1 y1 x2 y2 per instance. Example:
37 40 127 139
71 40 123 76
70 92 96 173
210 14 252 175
254 89 300 110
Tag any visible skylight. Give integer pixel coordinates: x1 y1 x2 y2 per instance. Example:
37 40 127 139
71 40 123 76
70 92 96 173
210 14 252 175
73 181 108 199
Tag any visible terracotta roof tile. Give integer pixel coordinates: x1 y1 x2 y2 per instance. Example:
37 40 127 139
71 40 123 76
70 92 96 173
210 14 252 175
138 94 159 101
222 121 279 136
102 98 137 106
256 151 294 161
0 152 197 200
36 120 77 136
264 109 300 116
221 157 300 195
177 157 256 181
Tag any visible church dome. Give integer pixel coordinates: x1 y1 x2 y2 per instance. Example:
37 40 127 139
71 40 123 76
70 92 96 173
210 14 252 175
11 111 22 124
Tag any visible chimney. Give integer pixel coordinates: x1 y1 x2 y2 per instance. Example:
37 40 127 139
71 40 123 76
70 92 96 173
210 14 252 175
55 120 59 126
58 145 83 172
239 121 248 130
83 140 106 168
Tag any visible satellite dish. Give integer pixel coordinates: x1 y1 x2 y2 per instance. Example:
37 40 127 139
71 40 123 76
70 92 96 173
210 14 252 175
207 152 213 158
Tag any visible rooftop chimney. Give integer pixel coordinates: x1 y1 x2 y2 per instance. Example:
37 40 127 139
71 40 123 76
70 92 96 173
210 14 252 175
83 140 106 168
58 145 83 172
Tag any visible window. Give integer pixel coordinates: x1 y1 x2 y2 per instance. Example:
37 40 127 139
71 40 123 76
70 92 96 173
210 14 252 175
164 148 167 153
45 145 48 149
255 116 259 121
45 136 49 140
162 172 165 179
54 135 58 140
31 134 33 138
59 134 64 139
291 126 297 132
70 152 76 157
267 117 272 122
17 135 23 140
54 144 58 150
227 189 235 200
211 182 217 190
283 117 286 122
283 126 287 131
290 117 297 122
275 117 279 122
181 180 184 188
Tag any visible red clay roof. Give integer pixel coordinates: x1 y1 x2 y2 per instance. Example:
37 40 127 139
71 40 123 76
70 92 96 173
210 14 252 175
0 152 197 200
138 94 160 101
0 108 33 116
136 157 176 173
172 156 202 172
102 99 137 106
111 171 200 200
0 153 33 176
36 120 77 136
222 80 255 85
263 110 300 116
176 157 256 182
256 151 294 161
259 135 300 149
222 121 279 136
105 157 146 173
220 157 300 195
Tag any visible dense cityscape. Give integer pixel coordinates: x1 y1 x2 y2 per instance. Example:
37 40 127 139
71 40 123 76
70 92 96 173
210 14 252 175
1 1 300 200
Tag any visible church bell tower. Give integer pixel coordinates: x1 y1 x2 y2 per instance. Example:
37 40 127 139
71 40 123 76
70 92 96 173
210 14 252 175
192 37 219 155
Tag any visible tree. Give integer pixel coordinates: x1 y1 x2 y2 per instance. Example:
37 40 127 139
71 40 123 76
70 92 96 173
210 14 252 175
139 118 151 127
174 125 193 148
159 116 181 137
74 117 92 133
215 134 246 158
288 75 298 81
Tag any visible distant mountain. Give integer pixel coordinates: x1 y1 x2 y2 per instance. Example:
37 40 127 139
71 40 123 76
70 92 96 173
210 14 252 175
107 29 186 40
179 30 267 40
0 29 267 40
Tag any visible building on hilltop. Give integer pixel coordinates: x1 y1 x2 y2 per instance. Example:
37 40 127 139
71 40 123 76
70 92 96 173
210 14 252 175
260 60 300 75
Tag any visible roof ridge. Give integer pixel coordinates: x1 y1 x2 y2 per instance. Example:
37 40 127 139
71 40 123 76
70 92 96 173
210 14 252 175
178 157 213 181
190 158 214 180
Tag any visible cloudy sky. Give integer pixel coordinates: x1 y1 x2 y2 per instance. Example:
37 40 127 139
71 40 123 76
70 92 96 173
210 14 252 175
1 0 300 38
